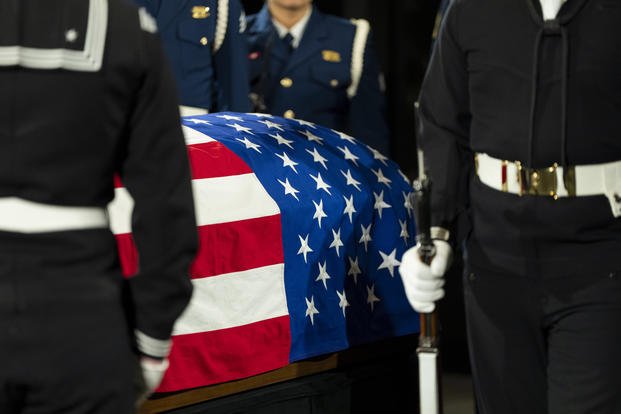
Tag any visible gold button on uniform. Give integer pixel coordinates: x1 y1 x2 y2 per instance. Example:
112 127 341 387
280 77 293 88
200 36 208 46
330 79 339 87
283 110 295 119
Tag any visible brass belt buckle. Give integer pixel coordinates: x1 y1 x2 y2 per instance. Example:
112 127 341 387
517 162 560 198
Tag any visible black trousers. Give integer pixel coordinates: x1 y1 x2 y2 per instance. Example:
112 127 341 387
463 262 621 414
0 230 136 413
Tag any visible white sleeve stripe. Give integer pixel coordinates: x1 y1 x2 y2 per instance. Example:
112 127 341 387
213 0 228 53
347 18 370 99
135 330 172 358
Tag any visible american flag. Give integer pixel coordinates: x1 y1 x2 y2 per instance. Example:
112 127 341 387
108 112 420 392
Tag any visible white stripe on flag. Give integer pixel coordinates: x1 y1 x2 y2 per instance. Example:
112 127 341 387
182 125 216 145
192 174 280 226
172 263 288 336
108 173 280 234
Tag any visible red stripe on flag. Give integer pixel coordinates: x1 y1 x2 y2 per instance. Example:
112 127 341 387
157 315 291 392
188 142 253 180
115 233 138 277
115 214 284 279
190 214 284 279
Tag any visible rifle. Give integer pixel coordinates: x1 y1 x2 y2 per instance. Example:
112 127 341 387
413 176 442 414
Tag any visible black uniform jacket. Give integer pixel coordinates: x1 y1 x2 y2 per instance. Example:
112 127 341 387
419 0 621 276
0 0 197 354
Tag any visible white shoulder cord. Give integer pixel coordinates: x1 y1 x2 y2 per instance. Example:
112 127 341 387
213 0 228 53
347 18 370 99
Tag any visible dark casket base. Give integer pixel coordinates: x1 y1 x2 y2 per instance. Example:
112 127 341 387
140 335 419 414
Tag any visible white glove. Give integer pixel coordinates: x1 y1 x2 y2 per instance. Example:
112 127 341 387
399 240 453 313
135 356 170 406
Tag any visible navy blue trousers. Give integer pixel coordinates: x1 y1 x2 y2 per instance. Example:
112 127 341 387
0 230 136 413
464 262 621 414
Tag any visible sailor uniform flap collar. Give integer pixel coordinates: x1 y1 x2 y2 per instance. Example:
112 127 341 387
0 0 108 71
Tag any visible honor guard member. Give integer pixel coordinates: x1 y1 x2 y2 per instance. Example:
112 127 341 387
400 0 621 413
133 0 251 116
245 0 391 154
0 0 197 411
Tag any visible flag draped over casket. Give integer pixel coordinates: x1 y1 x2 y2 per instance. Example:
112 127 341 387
108 112 420 392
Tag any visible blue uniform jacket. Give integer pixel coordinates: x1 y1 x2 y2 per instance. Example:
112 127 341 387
245 6 390 154
135 0 251 112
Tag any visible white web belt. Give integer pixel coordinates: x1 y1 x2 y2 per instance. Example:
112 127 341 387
475 152 621 217
0 197 108 233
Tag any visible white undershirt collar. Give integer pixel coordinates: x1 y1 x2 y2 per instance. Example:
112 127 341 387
271 7 312 49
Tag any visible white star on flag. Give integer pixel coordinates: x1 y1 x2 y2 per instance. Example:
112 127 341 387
305 296 320 325
236 137 262 153
359 223 372 252
372 168 392 187
336 290 350 317
310 172 332 195
343 195 357 224
295 119 316 128
338 146 360 166
258 119 284 130
312 199 327 228
373 191 392 219
399 219 410 244
227 123 254 134
334 130 357 144
187 118 212 125
278 178 300 201
340 169 362 191
329 228 344 257
348 256 362 284
403 192 414 217
248 112 274 118
299 129 324 145
275 152 299 173
218 114 244 121
368 146 389 166
398 169 411 184
306 148 329 170
378 248 401 277
268 133 294 149
315 261 331 289
366 285 381 312
297 234 313 263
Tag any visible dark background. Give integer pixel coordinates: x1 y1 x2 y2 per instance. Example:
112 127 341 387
241 0 441 179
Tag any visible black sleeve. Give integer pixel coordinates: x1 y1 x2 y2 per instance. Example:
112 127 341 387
120 21 197 358
417 1 472 237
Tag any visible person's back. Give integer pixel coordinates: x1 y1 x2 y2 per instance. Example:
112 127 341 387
0 0 197 411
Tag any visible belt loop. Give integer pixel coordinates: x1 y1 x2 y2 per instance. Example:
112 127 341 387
563 166 576 196
516 161 526 196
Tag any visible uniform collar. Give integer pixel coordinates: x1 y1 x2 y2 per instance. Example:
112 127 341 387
538 0 566 20
271 6 312 49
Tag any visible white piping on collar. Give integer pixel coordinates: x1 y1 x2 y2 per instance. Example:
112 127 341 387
0 0 108 72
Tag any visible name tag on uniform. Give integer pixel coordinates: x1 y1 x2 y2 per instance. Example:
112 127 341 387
322 50 341 63
192 6 210 19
